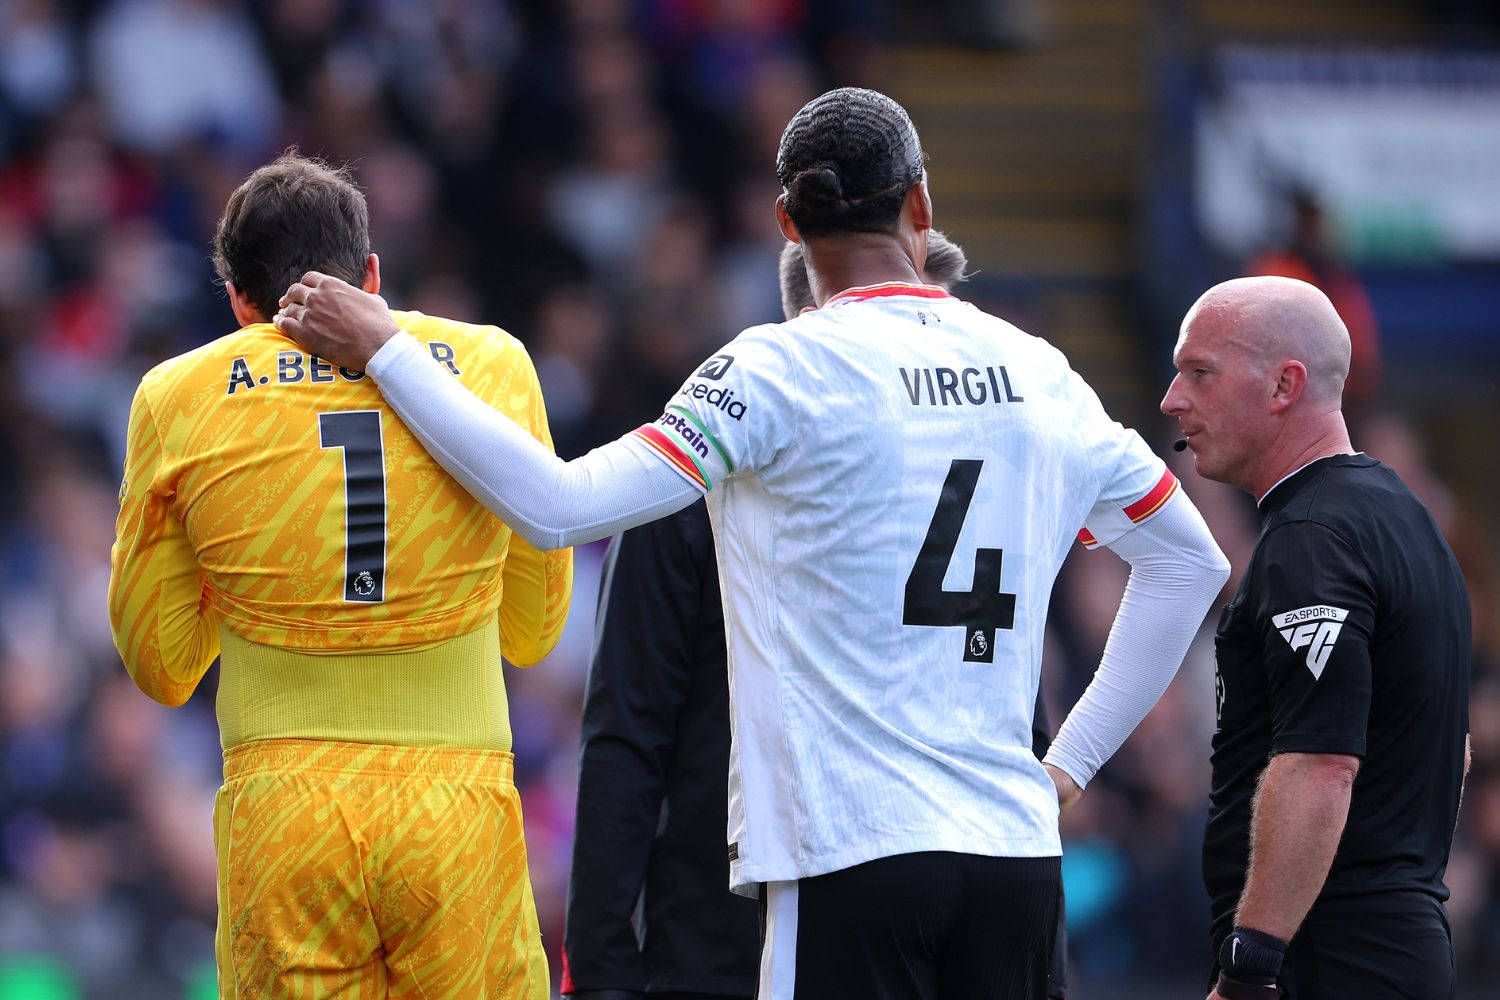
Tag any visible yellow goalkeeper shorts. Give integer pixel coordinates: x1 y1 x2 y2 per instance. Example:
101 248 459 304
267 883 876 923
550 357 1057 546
213 740 548 999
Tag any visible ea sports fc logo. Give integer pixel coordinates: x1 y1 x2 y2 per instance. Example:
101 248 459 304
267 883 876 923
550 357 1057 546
1272 605 1348 680
697 354 734 380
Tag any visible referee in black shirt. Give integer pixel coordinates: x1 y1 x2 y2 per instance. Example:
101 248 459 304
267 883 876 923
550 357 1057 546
1162 276 1470 1000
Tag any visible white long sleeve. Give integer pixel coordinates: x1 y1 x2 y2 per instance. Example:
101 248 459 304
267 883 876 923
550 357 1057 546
366 332 701 550
1043 490 1231 788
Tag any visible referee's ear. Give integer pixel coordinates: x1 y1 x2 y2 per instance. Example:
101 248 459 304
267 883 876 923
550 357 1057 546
1269 359 1308 415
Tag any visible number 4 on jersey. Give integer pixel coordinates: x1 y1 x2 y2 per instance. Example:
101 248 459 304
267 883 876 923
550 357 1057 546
903 459 1016 662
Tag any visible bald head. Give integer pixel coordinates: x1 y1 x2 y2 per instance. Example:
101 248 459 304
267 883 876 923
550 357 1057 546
1183 276 1351 405
1164 275 1358 497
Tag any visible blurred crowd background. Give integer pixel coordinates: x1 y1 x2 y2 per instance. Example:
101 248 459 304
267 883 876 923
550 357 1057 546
0 0 1497 997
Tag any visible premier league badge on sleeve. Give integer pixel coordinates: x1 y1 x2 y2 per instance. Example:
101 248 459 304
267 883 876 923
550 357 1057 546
1272 605 1349 679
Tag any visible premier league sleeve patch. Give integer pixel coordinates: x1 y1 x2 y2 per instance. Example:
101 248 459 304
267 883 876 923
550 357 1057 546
1271 605 1348 680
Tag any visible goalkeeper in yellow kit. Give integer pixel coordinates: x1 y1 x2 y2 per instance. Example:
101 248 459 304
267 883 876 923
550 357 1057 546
108 153 571 999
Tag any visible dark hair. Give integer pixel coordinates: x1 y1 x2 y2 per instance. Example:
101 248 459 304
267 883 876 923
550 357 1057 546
212 152 370 322
777 229 967 320
775 87 925 239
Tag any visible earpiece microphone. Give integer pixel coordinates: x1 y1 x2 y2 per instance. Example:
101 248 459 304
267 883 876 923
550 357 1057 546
1173 438 1188 452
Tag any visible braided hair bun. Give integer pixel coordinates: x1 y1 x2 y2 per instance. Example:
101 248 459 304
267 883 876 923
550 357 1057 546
776 88 925 238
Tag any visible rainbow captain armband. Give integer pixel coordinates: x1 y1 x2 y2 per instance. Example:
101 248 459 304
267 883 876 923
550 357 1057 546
631 407 729 492
1078 468 1179 549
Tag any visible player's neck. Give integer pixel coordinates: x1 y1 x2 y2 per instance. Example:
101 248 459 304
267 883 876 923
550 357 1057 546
804 235 923 308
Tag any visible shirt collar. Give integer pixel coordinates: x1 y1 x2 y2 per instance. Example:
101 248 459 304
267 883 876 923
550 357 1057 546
825 282 954 306
1257 453 1366 508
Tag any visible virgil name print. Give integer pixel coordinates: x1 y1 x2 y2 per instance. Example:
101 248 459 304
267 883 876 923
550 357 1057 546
899 365 1024 406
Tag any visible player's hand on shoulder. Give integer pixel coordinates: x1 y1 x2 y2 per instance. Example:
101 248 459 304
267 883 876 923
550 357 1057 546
274 271 398 373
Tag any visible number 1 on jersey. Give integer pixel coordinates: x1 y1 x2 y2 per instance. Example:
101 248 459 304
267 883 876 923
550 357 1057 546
319 410 387 603
903 459 1016 662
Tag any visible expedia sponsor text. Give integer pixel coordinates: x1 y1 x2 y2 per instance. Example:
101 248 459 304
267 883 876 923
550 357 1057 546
680 381 747 420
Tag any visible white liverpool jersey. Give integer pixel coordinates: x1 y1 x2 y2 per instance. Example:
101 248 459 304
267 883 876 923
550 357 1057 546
629 281 1176 892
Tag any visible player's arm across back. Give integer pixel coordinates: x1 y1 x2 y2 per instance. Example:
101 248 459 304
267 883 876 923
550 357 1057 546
109 383 221 706
275 274 715 549
1042 489 1230 810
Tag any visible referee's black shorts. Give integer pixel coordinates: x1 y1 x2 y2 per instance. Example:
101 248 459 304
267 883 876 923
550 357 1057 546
1212 891 1454 1000
757 851 1060 1000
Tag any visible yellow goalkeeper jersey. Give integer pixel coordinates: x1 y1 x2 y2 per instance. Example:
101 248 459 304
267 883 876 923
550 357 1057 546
109 311 572 750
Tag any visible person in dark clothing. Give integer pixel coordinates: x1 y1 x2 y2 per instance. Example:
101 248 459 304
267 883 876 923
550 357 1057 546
561 231 1070 1000
1161 276 1471 1000
561 499 757 1000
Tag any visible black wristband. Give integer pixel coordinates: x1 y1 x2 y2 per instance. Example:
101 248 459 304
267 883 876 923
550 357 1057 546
1219 925 1288 985
1214 973 1282 1000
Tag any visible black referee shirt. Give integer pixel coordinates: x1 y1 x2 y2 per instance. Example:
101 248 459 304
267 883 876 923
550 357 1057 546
1203 454 1470 932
